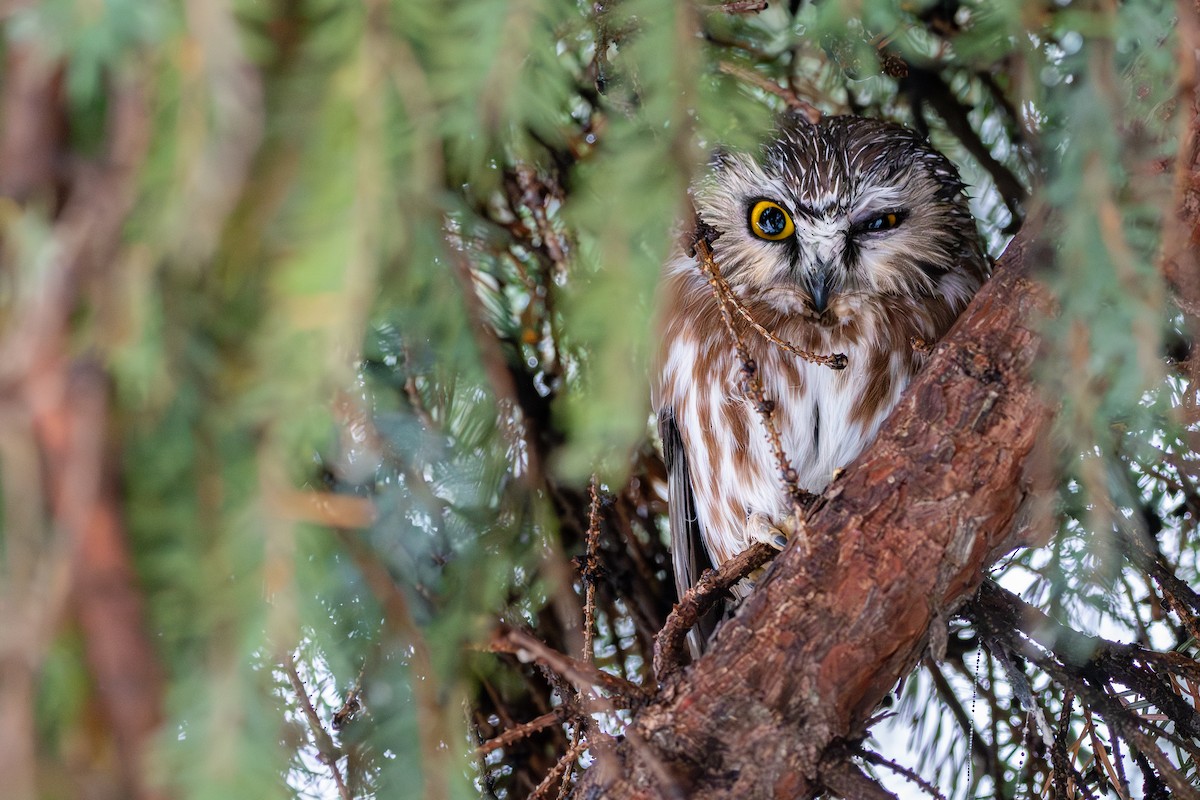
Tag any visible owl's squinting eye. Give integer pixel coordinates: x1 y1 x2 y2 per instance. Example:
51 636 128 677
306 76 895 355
749 200 795 242
856 211 903 234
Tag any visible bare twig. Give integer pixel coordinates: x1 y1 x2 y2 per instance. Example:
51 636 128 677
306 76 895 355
1051 690 1074 800
718 0 768 13
695 238 847 369
267 489 377 529
716 61 822 122
858 749 949 800
972 582 1200 799
283 651 351 800
819 754 900 800
1 72 168 800
476 708 569 756
1158 0 1200 319
1114 716 1200 799
694 238 836 517
1107 717 1130 799
489 625 651 709
1159 579 1200 645
653 542 775 680
902 65 1027 230
581 477 603 665
0 44 63 200
1085 709 1131 800
528 737 588 800
548 477 607 799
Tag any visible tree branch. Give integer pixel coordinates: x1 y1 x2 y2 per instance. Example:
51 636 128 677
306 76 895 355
653 541 775 681
489 625 651 709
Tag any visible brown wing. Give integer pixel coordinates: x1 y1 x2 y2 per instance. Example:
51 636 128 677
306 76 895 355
659 408 721 657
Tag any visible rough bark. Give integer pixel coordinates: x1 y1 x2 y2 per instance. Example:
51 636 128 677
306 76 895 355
574 231 1054 799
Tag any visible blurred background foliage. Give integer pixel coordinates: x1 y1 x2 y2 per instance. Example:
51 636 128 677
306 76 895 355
0 0 1197 799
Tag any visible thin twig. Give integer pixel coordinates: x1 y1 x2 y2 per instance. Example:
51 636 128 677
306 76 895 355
903 65 1027 231
972 582 1200 799
489 625 651 709
716 61 822 121
718 0 768 13
528 736 588 800
694 238 835 517
924 657 998 781
700 237 849 371
1160 580 1200 645
1085 708 1131 800
581 476 603 665
653 542 775 680
1051 689 1074 800
555 478 605 800
2 73 167 800
859 749 949 800
819 753 900 800
476 708 569 756
283 651 352 800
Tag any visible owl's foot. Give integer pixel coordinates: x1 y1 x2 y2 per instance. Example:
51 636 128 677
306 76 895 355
746 511 802 551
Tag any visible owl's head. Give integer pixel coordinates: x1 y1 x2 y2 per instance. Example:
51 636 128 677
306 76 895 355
695 114 988 321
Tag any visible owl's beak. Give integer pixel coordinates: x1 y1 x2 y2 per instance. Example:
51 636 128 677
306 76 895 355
804 269 835 314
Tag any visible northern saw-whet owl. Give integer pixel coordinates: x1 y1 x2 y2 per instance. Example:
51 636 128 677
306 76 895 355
652 113 990 653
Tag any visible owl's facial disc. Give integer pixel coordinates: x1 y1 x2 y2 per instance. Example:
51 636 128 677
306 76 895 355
693 115 988 326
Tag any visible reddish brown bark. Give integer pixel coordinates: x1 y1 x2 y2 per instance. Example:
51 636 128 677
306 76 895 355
0 45 65 203
0 67 167 799
575 232 1054 798
1162 0 1200 448
34 364 167 800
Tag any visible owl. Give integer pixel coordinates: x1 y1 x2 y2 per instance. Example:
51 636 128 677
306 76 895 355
653 113 989 654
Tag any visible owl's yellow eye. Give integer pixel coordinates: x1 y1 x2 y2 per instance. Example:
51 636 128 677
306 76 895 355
749 200 795 241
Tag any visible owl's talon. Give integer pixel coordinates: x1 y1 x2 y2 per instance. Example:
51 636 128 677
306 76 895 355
747 511 797 551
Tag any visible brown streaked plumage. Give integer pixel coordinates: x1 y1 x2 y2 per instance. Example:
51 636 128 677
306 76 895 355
652 113 989 655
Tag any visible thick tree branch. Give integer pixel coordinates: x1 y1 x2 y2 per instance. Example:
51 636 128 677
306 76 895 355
575 230 1055 798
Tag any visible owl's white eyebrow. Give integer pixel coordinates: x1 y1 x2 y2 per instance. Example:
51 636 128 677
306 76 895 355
853 185 906 213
